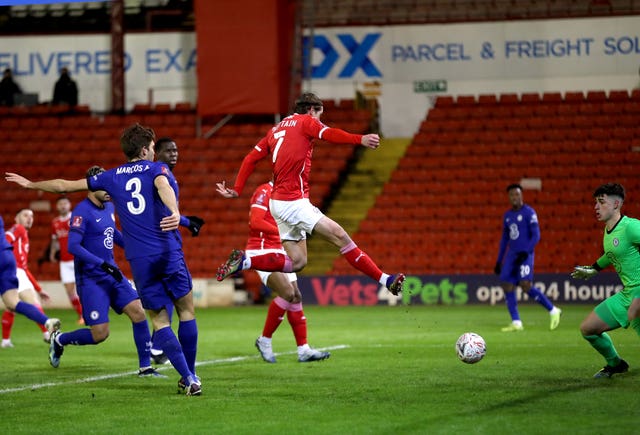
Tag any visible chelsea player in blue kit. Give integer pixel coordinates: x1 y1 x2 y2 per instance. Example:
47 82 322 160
5 124 201 396
48 166 163 378
149 137 204 365
494 184 561 331
0 216 61 339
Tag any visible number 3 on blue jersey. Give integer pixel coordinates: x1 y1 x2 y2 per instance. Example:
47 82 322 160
126 177 146 215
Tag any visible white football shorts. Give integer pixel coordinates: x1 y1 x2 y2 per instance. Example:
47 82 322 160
16 268 34 293
59 260 75 284
269 198 324 242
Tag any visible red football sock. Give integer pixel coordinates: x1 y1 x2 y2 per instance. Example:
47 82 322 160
70 295 83 318
2 310 15 340
341 241 383 282
35 305 47 333
262 297 288 338
287 303 307 346
249 252 294 273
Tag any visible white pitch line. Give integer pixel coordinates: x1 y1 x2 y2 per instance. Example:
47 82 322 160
0 344 350 395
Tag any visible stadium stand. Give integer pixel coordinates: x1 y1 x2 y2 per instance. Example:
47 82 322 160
1 0 640 34
2 2 639 281
1 100 371 280
330 90 640 275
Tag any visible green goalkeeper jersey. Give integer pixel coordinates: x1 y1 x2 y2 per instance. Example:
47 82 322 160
596 215 640 294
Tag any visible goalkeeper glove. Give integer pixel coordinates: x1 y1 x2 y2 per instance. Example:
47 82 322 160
571 265 598 280
186 215 205 237
100 262 123 282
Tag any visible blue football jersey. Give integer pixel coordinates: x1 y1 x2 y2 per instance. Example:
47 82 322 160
87 161 181 260
501 204 540 255
69 198 119 276
0 216 12 252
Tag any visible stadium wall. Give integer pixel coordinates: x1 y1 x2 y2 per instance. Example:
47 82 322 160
0 272 621 309
294 273 623 306
1 16 638 137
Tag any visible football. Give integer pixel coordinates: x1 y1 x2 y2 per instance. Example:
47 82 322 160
455 332 486 364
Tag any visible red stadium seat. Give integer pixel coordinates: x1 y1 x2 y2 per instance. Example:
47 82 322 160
456 95 476 105
608 90 629 101
498 93 519 104
586 90 607 102
564 91 585 103
434 95 454 107
477 94 497 105
520 92 541 104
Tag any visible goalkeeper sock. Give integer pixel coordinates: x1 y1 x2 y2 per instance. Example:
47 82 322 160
132 320 152 368
262 297 287 338
504 291 521 321
584 333 620 366
631 318 640 338
527 287 554 311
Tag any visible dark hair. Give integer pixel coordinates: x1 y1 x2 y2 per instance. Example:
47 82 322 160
593 182 625 200
293 92 323 114
506 183 522 192
120 123 155 160
86 165 105 178
155 137 175 153
56 196 70 203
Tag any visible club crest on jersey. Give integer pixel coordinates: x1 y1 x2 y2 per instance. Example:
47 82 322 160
161 166 169 174
72 216 83 227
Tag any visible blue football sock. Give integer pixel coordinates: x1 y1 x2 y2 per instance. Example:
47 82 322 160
527 287 554 311
505 291 520 321
178 319 198 374
59 328 95 346
153 326 193 379
150 304 174 351
14 301 48 325
132 320 152 368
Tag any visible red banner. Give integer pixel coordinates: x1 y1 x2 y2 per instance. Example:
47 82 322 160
194 0 295 116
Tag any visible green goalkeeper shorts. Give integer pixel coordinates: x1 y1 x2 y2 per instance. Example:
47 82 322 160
595 286 640 329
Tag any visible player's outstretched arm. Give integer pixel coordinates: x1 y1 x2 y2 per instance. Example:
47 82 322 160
360 133 380 149
5 172 87 193
216 180 239 198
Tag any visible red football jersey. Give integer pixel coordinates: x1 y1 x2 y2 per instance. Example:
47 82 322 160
232 113 361 200
51 214 73 261
245 182 281 251
5 224 29 270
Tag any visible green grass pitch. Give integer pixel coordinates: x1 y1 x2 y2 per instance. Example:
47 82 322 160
0 304 637 434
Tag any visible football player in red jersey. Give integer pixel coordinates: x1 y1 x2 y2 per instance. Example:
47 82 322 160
50 197 83 324
1 209 53 347
246 181 329 363
216 92 405 297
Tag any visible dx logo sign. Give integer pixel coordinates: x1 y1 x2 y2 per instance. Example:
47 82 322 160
302 33 382 79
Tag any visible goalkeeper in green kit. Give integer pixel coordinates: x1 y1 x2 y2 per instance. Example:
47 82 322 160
571 182 640 378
